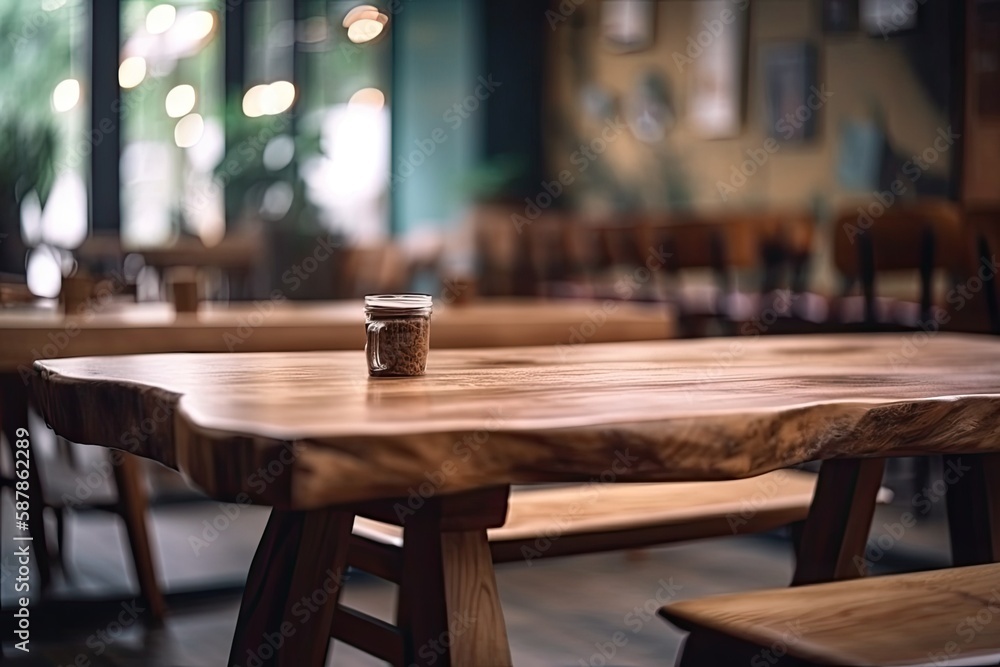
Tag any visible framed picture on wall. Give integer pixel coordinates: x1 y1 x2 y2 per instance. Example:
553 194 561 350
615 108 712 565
822 0 858 33
761 42 819 142
688 0 748 139
601 0 655 53
860 0 918 37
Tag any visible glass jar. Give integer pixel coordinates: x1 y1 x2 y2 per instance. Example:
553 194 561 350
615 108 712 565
364 294 433 377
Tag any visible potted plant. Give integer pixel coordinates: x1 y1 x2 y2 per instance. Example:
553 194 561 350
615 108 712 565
0 118 57 275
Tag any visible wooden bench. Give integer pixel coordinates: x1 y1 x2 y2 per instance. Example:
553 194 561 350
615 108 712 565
661 562 1000 666
341 470 891 665
352 469 884 563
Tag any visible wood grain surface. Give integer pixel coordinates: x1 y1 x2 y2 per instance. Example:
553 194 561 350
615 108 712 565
31 333 1000 509
0 299 673 371
662 562 1000 666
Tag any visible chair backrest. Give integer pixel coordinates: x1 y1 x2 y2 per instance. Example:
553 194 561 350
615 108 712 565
832 199 970 324
965 205 1000 334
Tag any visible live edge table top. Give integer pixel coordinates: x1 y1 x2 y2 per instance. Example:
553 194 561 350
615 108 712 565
31 333 1000 510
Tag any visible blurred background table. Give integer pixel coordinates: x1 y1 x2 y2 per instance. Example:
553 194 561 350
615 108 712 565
0 298 674 371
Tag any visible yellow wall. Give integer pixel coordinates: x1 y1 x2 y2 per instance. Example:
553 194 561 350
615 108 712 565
545 0 951 215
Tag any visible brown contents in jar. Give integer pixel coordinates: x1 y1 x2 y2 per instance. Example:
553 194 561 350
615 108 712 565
368 315 430 377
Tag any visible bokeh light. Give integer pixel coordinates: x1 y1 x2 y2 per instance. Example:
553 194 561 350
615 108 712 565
343 5 388 44
165 84 196 118
146 4 177 34
119 56 147 89
242 81 296 117
52 78 81 112
348 87 385 109
174 113 204 148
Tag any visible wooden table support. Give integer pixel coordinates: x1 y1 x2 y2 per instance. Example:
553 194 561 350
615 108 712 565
792 457 886 586
396 488 513 667
229 507 354 667
945 452 1000 566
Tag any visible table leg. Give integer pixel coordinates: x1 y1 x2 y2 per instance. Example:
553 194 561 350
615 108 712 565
945 452 1000 566
397 491 512 667
0 373 52 590
792 458 885 586
228 507 353 667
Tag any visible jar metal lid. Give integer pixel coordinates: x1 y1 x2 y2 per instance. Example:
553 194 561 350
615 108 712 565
365 293 433 316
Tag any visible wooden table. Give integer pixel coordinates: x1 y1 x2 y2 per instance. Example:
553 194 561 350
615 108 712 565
30 334 1000 666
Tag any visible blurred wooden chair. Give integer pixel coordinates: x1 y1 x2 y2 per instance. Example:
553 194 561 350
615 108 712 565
646 214 757 338
339 243 412 298
7 273 176 619
965 205 1000 334
831 199 974 331
473 204 522 297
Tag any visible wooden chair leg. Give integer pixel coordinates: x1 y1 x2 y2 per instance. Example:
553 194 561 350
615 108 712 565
396 490 512 667
54 506 70 578
792 457 885 585
0 374 52 590
229 507 353 667
945 452 1000 566
113 452 166 623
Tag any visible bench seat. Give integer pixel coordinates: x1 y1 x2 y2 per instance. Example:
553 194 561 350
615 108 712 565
661 562 1000 666
352 469 889 563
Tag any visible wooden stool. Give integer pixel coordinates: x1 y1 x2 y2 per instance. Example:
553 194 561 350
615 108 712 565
661 562 1000 666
